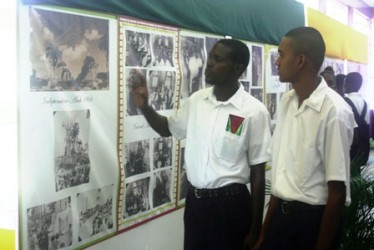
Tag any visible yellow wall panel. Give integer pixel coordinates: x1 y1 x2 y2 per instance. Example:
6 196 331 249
307 8 368 64
0 228 15 250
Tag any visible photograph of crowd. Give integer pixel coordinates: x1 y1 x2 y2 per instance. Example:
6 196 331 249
153 137 173 170
152 169 172 208
252 45 263 86
123 178 151 218
124 140 150 178
77 185 114 242
125 30 152 67
54 110 91 192
125 68 147 116
148 70 176 111
180 36 205 98
29 8 110 91
27 197 73 250
151 34 174 67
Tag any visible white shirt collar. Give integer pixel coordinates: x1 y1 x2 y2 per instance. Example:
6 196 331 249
205 83 244 110
283 78 329 113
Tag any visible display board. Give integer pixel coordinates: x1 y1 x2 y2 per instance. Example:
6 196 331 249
117 17 180 231
18 6 119 250
17 3 301 250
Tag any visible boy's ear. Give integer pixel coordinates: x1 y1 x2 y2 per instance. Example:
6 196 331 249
297 54 306 69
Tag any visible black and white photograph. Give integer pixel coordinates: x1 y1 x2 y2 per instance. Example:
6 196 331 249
180 36 205 98
178 147 188 202
125 68 147 116
77 185 114 242
148 70 176 111
123 178 151 218
124 140 150 178
266 93 277 120
27 197 73 250
269 50 278 76
152 168 172 208
266 47 286 93
29 8 110 91
152 34 174 67
252 45 263 86
125 30 152 67
54 110 91 192
153 137 173 170
251 89 264 103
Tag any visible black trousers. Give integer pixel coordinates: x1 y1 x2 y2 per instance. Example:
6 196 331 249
259 201 341 250
183 187 252 250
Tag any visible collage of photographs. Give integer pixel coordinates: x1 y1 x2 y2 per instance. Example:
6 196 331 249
19 5 361 250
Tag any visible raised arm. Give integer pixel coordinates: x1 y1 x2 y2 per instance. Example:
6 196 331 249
131 70 171 137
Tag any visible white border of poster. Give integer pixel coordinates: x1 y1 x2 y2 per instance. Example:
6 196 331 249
18 5 118 249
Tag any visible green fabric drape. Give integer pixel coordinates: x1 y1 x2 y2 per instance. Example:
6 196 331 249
21 0 305 45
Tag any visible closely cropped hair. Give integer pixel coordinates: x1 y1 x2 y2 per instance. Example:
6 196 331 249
336 74 346 85
323 66 334 74
285 27 326 72
217 39 250 71
345 72 363 92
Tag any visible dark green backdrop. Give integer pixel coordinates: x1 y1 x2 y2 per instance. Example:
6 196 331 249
21 0 305 45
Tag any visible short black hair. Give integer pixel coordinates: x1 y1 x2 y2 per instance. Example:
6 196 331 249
285 27 326 73
217 39 250 70
345 72 362 92
323 66 334 74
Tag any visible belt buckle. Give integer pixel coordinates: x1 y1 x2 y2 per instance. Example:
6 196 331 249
194 188 202 199
281 201 292 215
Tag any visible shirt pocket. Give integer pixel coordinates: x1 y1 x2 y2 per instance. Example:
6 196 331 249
213 131 245 165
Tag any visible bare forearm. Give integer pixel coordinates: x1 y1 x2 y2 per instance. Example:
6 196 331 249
250 168 265 234
316 181 346 250
141 105 171 137
261 195 280 235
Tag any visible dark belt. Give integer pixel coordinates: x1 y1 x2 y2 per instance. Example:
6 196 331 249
279 199 325 215
188 182 247 199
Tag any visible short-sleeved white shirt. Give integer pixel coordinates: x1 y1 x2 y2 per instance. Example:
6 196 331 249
168 84 271 188
270 79 355 205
